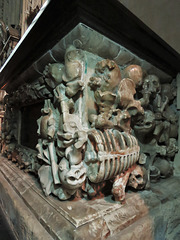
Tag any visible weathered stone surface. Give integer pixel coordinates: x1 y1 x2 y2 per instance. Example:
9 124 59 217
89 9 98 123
1 155 180 239
174 74 180 176
2 32 177 205
108 215 154 240
0 172 54 240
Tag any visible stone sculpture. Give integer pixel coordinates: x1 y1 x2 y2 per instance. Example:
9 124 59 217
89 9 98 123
1 45 178 202
35 46 147 202
134 75 178 181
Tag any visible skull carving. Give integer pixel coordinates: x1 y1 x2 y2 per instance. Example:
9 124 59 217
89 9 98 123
133 110 156 143
128 165 147 190
58 158 86 190
143 75 161 94
44 63 64 89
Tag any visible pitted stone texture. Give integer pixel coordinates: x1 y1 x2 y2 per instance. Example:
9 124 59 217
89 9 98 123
1 156 180 239
0 172 54 240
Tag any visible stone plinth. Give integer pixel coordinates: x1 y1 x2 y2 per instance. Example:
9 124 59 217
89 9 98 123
0 155 180 240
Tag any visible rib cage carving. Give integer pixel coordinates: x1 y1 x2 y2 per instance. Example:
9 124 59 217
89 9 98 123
85 129 140 183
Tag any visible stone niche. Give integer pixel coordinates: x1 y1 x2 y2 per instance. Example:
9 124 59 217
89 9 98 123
0 1 180 240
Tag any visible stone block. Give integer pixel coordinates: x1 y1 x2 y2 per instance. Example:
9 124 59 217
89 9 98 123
1 156 180 239
0 171 54 240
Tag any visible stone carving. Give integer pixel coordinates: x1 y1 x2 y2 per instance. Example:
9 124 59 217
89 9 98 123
35 46 148 202
128 165 148 189
1 44 177 202
134 75 178 182
0 77 52 173
36 99 59 184
1 99 18 146
43 63 64 89
88 59 121 129
118 65 144 116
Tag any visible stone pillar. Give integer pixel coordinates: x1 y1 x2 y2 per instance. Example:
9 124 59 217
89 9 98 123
174 73 180 176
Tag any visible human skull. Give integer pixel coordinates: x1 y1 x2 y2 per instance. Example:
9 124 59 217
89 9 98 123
154 158 173 178
161 83 176 102
134 110 155 135
44 63 64 88
143 75 160 94
123 65 143 86
59 158 86 190
128 165 147 189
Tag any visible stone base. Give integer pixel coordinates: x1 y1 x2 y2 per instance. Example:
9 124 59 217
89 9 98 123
0 155 180 240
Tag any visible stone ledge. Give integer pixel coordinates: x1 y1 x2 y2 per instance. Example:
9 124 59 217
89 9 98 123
0 171 54 240
0 155 180 239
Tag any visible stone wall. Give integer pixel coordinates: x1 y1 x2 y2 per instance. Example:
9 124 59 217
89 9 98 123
0 0 22 27
119 0 180 53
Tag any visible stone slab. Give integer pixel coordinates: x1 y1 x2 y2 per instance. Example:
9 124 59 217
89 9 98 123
0 157 147 229
0 171 54 240
1 155 180 239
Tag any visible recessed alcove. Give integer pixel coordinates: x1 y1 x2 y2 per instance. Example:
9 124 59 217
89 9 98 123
21 102 44 149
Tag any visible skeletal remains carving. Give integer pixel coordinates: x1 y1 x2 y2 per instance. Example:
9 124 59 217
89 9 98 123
128 165 148 190
85 130 139 183
134 75 178 181
1 44 177 202
34 46 149 202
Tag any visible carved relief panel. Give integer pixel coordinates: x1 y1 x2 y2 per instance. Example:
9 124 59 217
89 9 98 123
34 46 177 201
35 48 144 201
1 41 178 202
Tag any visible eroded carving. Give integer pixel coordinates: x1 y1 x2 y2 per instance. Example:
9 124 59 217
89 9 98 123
88 59 121 129
134 75 178 182
34 47 147 202
1 44 177 203
118 65 144 116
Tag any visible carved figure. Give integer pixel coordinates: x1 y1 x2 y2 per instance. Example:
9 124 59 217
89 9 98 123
118 65 144 115
63 45 85 97
37 47 88 199
133 110 156 143
89 59 121 129
43 63 64 89
140 75 161 107
133 75 178 182
37 99 60 184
